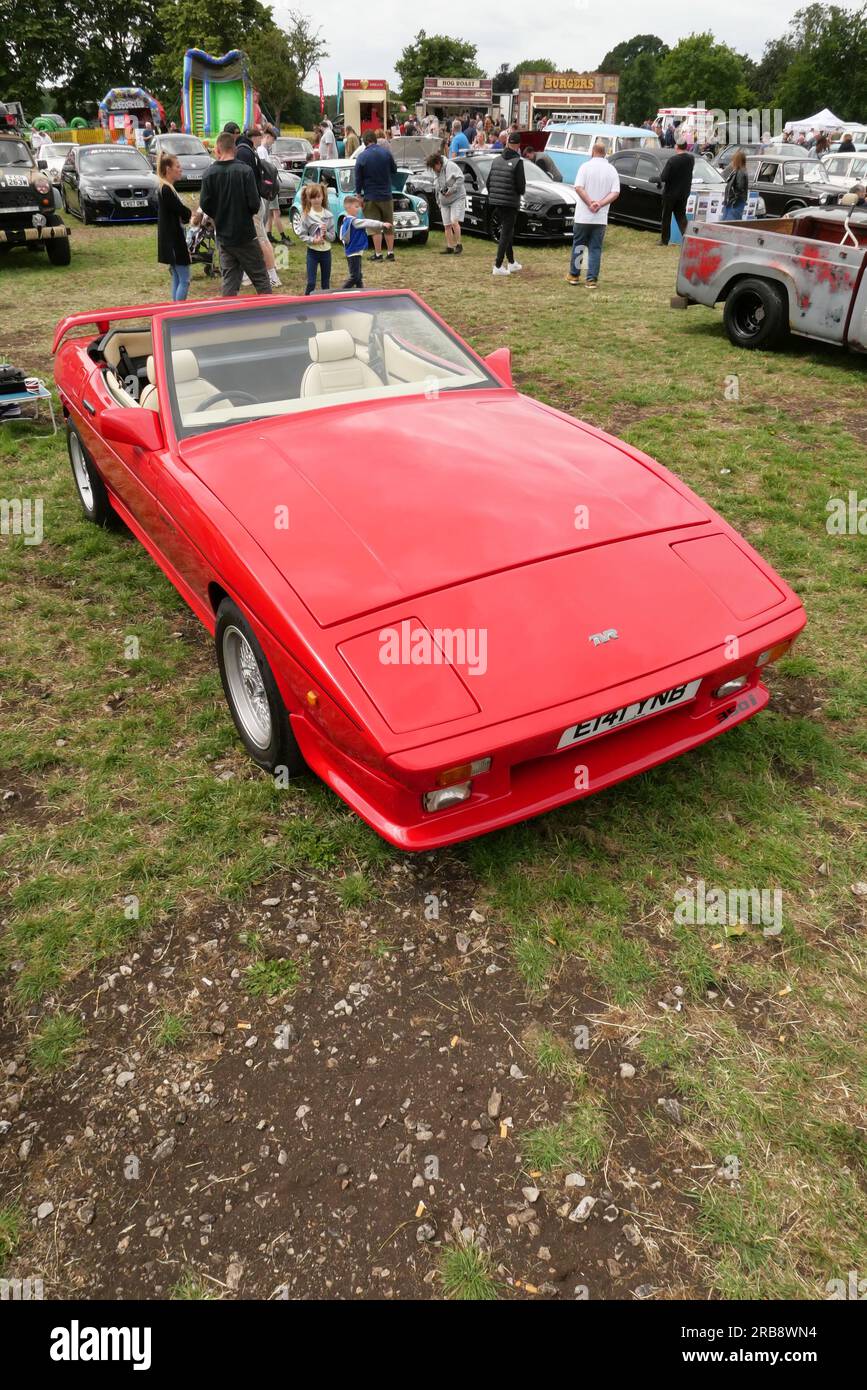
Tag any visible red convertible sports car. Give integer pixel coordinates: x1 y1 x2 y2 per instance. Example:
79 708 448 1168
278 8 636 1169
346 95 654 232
53 290 806 850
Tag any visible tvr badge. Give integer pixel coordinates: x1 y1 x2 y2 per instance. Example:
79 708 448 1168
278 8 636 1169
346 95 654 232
588 628 618 647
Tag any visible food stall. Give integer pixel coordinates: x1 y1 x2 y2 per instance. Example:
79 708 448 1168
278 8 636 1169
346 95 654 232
420 77 494 122
516 72 618 128
342 79 388 135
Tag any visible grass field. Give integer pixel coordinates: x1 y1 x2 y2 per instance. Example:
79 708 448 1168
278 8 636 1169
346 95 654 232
0 210 865 1299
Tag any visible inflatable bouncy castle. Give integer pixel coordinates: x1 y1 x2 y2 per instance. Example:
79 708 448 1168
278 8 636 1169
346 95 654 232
181 49 259 136
98 87 165 134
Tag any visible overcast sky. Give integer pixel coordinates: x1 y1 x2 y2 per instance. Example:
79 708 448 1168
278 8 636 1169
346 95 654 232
271 1 831 94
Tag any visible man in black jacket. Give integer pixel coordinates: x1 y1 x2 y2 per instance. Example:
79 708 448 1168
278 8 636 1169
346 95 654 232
200 132 271 295
231 124 280 287
488 132 526 274
659 141 695 245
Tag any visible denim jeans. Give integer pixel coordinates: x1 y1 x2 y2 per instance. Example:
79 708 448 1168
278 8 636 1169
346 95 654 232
721 201 747 221
170 263 191 301
570 223 605 280
306 248 331 294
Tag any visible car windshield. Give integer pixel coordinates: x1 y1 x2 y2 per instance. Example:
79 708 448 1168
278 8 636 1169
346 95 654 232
659 154 723 183
799 163 833 184
162 294 498 439
45 144 73 159
0 140 33 167
274 139 311 155
81 148 151 172
523 159 555 183
160 137 207 155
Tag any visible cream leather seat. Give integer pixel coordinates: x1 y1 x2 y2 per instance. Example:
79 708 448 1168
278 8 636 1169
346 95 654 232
140 349 219 415
300 329 381 398
139 357 159 411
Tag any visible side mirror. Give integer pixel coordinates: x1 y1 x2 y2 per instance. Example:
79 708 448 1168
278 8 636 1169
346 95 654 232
37 158 48 170
484 346 513 387
100 405 164 451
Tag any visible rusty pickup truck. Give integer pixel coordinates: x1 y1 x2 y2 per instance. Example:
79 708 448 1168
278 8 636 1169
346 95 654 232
674 207 867 352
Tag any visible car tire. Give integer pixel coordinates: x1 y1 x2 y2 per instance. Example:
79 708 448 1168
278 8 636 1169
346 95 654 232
784 200 807 214
415 231 429 246
80 198 94 225
67 421 113 524
45 229 71 266
61 188 70 214
723 277 790 351
215 597 304 776
290 206 303 237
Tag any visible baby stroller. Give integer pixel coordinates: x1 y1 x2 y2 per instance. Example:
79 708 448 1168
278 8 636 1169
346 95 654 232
187 215 220 280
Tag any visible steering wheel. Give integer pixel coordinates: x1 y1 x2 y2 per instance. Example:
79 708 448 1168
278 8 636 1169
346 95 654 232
194 389 260 412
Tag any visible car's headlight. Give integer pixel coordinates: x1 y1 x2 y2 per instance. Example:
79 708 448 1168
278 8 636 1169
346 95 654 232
35 179 51 195
520 197 544 211
415 197 427 212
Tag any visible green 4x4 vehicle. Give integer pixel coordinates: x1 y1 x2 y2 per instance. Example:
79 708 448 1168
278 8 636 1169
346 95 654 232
0 123 71 265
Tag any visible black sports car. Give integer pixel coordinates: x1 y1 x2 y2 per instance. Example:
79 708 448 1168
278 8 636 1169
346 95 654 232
743 155 840 215
406 154 578 242
61 145 159 224
148 134 213 189
606 148 764 231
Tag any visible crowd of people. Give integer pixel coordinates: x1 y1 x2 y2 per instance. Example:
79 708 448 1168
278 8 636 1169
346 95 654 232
154 106 863 303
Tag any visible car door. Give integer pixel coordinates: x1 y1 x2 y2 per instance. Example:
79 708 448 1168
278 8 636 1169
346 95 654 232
462 163 484 230
756 161 782 213
62 149 80 213
631 153 664 226
607 153 638 224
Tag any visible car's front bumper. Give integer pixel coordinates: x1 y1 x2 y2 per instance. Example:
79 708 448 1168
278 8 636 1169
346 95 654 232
83 195 158 223
0 221 69 245
287 602 804 850
291 671 772 850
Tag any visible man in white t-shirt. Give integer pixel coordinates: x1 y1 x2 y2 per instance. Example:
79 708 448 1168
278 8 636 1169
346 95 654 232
567 142 620 287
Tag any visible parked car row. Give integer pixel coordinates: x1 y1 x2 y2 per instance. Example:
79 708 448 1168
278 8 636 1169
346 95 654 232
37 129 863 249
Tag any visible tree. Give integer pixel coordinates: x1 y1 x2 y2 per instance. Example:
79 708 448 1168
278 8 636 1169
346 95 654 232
0 0 163 119
247 27 298 127
771 4 867 122
394 31 483 106
154 0 275 89
492 63 515 95
600 34 668 74
513 59 557 75
284 9 328 88
617 52 662 126
657 32 753 115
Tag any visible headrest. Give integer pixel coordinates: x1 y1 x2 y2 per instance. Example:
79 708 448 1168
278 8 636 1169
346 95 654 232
172 348 200 383
309 329 355 364
337 310 373 344
146 355 156 385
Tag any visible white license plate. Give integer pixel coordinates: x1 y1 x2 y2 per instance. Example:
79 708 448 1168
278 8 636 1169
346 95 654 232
121 198 147 208
557 678 702 749
395 229 413 240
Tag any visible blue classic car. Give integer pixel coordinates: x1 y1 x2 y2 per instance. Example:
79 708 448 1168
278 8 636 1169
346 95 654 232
290 159 429 243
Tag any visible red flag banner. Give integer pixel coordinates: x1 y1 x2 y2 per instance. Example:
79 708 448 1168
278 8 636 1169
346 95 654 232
318 71 325 115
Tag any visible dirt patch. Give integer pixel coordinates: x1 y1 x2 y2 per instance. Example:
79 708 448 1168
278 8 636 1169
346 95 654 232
764 671 828 721
0 867 705 1301
0 769 46 829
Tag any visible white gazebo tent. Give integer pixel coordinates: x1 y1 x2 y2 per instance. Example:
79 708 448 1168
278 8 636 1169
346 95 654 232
784 108 846 132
